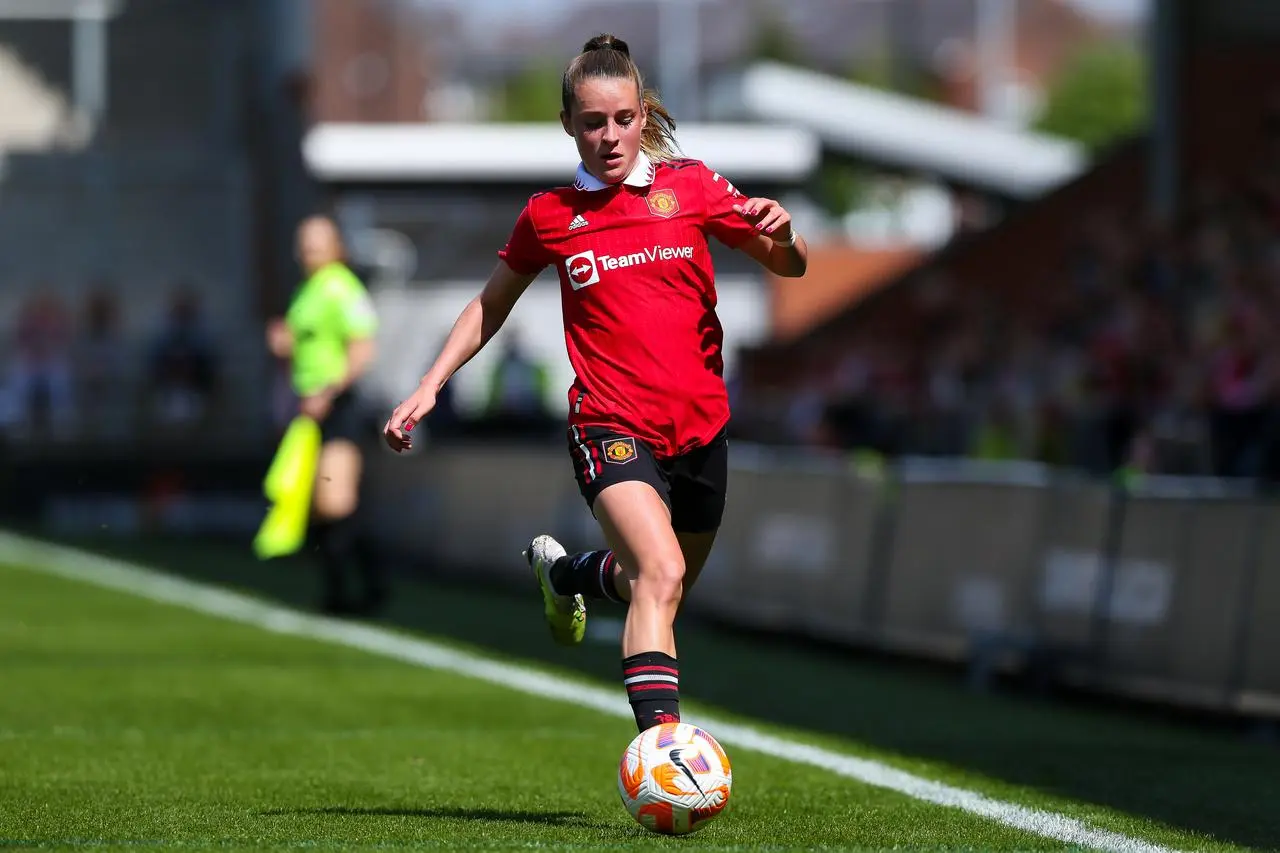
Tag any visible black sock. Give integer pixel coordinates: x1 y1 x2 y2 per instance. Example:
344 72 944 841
549 550 625 602
622 651 680 732
316 514 360 611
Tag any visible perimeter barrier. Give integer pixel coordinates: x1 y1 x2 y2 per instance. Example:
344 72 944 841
364 442 1280 719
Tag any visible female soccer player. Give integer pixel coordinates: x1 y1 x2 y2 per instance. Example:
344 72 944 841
384 34 807 732
267 215 384 615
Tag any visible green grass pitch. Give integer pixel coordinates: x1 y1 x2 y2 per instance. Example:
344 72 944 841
0 544 1267 852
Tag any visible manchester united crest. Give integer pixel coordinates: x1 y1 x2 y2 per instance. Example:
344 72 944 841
603 437 638 464
646 189 680 218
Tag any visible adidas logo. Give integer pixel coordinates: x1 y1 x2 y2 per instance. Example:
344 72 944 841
568 214 589 231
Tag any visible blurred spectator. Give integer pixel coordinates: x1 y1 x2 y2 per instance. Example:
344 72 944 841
73 284 130 439
1 290 75 440
970 396 1024 461
145 289 219 429
1206 304 1275 477
480 331 554 436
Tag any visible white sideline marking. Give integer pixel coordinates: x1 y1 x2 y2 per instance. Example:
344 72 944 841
1 532 1178 853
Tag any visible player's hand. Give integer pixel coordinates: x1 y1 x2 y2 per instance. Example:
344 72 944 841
266 318 293 358
384 384 437 452
734 197 793 242
300 389 335 422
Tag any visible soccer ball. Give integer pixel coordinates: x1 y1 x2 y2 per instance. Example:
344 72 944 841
617 722 732 835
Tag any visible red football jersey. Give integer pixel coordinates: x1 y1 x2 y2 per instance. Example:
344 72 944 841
498 156 758 459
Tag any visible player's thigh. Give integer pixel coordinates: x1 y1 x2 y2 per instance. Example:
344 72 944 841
567 426 688 586
667 431 728 591
313 439 362 520
668 431 728 537
567 426 671 521
592 480 685 588
675 529 718 593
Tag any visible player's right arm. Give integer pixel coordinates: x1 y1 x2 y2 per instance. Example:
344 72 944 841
384 203 551 452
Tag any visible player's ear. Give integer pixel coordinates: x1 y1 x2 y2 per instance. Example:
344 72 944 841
560 109 573 137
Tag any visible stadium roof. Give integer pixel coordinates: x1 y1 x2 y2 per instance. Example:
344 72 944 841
0 0 120 18
302 122 821 185
738 62 1088 199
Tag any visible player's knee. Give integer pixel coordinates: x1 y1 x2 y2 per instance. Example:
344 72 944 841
634 553 685 610
313 485 359 521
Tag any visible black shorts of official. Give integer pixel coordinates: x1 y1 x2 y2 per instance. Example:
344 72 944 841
568 426 728 534
319 390 367 445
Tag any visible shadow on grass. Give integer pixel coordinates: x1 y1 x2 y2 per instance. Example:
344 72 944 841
257 805 602 828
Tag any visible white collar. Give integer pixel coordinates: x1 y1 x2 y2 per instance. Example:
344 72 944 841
573 152 655 191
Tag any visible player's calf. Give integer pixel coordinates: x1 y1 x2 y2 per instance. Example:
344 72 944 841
550 549 628 603
621 559 684 731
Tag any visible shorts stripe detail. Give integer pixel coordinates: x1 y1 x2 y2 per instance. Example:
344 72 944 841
588 438 602 476
571 426 597 482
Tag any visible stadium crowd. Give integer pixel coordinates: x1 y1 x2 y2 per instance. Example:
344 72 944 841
740 147 1280 484
0 286 220 442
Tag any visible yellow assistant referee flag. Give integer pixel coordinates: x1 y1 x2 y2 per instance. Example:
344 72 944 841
253 415 321 559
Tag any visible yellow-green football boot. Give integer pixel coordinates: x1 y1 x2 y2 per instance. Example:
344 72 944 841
524 534 586 646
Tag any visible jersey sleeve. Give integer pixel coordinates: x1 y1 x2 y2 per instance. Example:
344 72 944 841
334 275 379 339
698 163 758 249
497 201 554 275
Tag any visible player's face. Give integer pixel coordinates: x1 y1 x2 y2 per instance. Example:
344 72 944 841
563 76 647 185
296 218 341 274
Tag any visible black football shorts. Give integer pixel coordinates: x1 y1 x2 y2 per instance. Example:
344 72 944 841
567 426 728 533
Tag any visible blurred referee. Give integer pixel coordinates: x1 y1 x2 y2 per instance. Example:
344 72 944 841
266 215 384 615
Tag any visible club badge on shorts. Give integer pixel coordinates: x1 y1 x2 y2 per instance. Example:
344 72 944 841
646 189 679 218
603 437 638 464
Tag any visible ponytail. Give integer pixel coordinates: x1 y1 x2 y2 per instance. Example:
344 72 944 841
640 88 679 162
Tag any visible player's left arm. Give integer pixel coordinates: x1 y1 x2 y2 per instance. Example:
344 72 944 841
698 164 807 278
731 198 808 278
